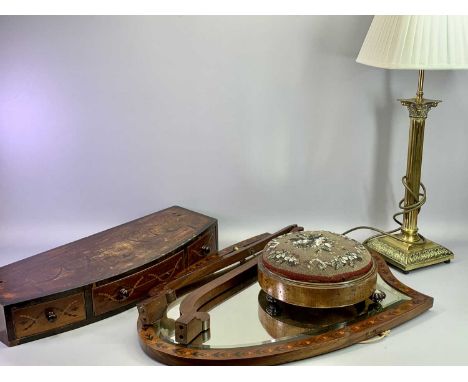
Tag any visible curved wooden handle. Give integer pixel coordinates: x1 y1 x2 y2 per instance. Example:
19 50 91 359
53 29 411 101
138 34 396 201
175 257 259 344
175 225 305 345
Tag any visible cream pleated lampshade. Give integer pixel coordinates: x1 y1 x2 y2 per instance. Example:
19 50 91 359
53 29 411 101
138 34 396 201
357 16 468 70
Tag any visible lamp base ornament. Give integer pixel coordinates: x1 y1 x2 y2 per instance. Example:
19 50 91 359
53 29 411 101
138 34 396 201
365 234 453 273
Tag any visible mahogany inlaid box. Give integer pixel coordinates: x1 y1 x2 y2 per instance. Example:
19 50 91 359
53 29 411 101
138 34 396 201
0 206 218 346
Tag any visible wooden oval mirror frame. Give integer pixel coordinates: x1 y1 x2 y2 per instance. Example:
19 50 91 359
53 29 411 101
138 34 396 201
137 237 433 365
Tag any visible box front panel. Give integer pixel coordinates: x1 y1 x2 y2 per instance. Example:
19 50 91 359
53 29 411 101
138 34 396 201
92 250 185 316
12 293 86 340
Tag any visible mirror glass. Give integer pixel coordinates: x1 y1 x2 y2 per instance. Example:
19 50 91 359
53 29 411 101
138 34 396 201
159 275 410 349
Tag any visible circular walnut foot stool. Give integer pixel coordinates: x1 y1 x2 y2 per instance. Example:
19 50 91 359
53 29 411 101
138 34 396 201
258 231 379 309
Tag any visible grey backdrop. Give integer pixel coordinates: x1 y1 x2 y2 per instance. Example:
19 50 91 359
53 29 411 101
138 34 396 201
0 16 467 365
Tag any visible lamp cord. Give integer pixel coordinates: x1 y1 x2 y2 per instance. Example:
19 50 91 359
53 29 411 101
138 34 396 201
342 176 427 245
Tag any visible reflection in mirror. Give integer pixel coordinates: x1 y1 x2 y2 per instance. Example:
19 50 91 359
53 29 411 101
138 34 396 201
160 275 410 349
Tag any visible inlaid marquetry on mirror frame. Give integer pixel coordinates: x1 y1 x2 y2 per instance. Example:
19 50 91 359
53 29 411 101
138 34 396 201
137 249 433 365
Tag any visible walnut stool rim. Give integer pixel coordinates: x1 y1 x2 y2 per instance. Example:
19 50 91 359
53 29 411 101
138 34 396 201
258 258 378 308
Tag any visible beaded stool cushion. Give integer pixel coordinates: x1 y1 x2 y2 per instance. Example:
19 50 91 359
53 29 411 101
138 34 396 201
261 231 373 283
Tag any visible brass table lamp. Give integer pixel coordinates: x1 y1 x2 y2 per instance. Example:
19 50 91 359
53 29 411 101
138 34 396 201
356 16 468 272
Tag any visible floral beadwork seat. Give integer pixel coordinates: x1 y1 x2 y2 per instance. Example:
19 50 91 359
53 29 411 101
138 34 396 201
261 231 373 284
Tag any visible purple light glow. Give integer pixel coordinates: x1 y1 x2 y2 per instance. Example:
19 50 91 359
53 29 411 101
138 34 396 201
0 66 63 158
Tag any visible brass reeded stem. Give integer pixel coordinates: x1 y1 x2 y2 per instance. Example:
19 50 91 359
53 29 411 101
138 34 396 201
416 69 425 102
401 70 426 243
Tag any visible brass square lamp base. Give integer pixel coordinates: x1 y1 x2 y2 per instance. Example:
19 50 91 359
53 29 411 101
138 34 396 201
365 234 454 273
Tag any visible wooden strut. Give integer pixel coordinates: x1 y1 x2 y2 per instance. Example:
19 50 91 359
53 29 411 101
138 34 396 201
176 224 305 344
176 256 261 344
137 225 304 333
